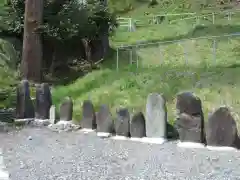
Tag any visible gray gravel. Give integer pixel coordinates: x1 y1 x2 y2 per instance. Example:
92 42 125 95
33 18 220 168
1 127 240 180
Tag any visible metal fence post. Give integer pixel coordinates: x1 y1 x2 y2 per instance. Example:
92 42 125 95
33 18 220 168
212 38 217 65
128 18 131 32
116 48 119 71
182 43 188 65
136 46 139 68
130 48 133 65
159 44 164 64
212 12 215 24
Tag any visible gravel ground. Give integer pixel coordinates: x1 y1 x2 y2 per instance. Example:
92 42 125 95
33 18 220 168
1 127 240 180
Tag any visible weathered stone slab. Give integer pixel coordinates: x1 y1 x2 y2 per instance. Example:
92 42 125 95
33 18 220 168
176 92 202 115
115 108 130 137
130 112 146 138
59 97 73 121
206 107 238 150
16 80 34 119
81 100 96 129
145 93 167 138
49 105 57 124
96 104 113 137
35 83 52 119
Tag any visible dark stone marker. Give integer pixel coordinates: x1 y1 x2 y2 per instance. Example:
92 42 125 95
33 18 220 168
81 100 96 129
145 93 167 138
16 80 34 119
115 108 130 137
176 91 202 115
35 83 52 119
130 112 146 138
175 92 205 143
96 104 113 133
206 107 238 147
59 97 73 121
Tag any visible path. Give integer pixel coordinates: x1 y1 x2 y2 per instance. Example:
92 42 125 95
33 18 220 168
1 127 240 180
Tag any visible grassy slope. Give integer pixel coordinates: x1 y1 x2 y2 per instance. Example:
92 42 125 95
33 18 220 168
52 1 240 126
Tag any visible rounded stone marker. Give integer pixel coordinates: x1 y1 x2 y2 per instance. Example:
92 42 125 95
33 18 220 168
96 104 113 137
115 108 130 137
16 79 35 119
35 83 52 119
59 97 73 121
81 100 96 129
206 107 238 150
130 112 146 138
145 93 167 138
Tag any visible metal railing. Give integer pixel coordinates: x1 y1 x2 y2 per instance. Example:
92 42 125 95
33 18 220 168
117 10 240 31
115 33 240 71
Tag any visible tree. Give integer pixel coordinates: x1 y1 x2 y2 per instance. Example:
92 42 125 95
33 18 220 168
21 0 43 82
1 0 117 80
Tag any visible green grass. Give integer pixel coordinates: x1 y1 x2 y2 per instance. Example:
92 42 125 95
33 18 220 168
0 38 20 108
52 34 240 127
52 2 240 125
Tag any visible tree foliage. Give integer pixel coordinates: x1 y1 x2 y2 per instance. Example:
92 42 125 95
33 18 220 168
2 0 117 42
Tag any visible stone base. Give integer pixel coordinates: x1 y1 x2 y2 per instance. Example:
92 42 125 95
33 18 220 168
141 137 166 144
177 141 205 149
30 119 50 127
79 128 96 134
110 135 129 140
14 118 34 126
97 132 112 138
48 120 80 132
129 137 143 142
206 146 237 151
0 170 9 180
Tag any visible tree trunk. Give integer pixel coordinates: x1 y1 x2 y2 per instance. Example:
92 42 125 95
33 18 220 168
82 38 93 67
21 0 43 82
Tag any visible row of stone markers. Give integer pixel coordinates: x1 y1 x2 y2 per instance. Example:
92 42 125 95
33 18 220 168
14 80 240 151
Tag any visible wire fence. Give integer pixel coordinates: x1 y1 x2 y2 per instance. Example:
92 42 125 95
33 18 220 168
115 33 240 71
117 10 240 32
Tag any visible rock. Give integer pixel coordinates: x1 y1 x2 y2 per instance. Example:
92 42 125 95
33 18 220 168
145 93 167 138
27 136 32 140
81 100 96 129
96 104 113 135
0 109 15 123
16 80 35 119
176 92 202 115
49 105 57 124
30 119 50 127
35 83 52 119
48 120 80 132
14 118 34 126
175 113 204 143
130 112 146 138
115 108 130 137
59 97 73 121
206 107 238 148
175 92 205 146
0 122 13 132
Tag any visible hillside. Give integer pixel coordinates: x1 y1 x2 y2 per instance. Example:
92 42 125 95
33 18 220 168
52 1 240 125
